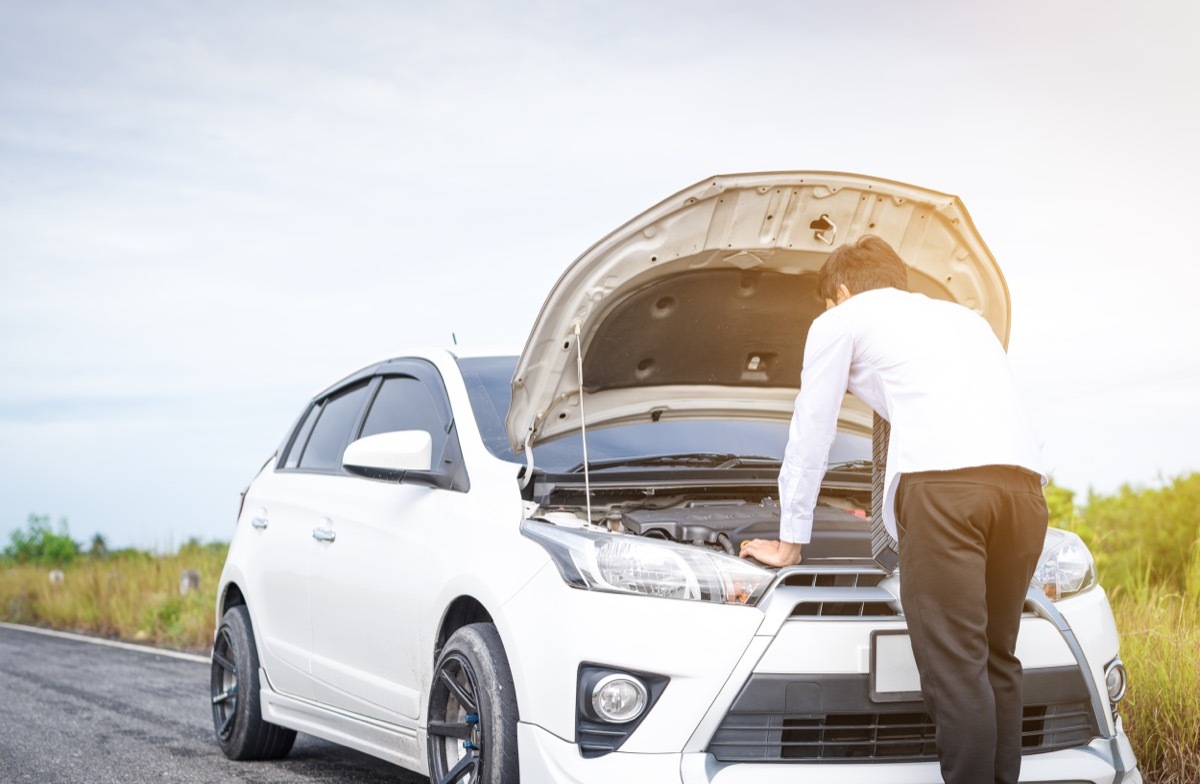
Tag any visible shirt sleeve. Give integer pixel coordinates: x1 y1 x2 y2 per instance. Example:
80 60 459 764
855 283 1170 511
778 311 855 544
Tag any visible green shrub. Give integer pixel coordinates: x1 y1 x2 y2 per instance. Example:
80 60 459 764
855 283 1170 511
1077 474 1200 601
4 514 79 566
1043 480 1081 529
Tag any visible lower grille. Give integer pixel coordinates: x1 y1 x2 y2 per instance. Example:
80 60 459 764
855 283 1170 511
707 669 1098 763
779 711 936 760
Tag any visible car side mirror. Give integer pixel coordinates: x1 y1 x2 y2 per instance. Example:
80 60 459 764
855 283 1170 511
343 430 433 481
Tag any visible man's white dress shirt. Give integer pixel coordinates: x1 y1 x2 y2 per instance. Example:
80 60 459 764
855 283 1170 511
778 287 1045 544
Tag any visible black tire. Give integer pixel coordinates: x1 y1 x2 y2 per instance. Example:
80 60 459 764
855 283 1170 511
426 623 519 784
210 605 297 760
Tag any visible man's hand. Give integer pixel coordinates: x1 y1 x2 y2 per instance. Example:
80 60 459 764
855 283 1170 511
739 539 802 567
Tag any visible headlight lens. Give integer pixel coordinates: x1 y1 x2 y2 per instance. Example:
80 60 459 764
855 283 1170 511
1031 528 1097 601
521 519 773 605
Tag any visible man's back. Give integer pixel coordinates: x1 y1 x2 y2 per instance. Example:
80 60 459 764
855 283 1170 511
823 287 1041 472
802 287 1044 539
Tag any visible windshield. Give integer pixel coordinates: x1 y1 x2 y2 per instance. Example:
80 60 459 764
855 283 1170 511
456 356 870 473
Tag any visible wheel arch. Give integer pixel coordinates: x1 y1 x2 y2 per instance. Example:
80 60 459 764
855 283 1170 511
427 606 521 783
434 595 495 664
220 581 247 616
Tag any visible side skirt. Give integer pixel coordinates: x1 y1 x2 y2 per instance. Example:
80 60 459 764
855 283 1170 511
259 667 426 774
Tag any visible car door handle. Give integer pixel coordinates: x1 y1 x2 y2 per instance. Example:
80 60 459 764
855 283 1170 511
312 527 336 543
250 516 269 530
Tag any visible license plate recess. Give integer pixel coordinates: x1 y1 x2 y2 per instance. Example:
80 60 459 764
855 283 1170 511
870 629 924 703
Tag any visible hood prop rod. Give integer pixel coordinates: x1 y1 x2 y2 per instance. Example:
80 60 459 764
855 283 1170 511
573 320 593 524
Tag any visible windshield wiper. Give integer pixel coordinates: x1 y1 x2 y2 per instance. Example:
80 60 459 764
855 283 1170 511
568 453 783 473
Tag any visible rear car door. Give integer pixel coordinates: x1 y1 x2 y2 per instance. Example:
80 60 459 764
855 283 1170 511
246 379 374 700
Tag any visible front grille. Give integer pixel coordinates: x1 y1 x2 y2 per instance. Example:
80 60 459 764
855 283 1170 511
781 569 885 588
791 601 899 618
707 669 1098 763
778 566 899 618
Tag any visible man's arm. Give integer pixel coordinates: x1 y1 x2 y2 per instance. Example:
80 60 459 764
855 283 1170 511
740 538 803 567
740 311 854 566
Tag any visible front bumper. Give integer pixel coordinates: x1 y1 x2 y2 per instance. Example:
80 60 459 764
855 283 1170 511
504 562 1139 783
519 722 1141 784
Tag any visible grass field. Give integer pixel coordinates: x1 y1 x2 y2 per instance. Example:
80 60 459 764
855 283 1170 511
1108 593 1200 784
0 540 226 653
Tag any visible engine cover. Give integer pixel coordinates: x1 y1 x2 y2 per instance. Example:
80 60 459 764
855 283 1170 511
622 502 872 561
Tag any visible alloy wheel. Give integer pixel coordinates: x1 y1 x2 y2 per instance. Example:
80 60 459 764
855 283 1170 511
427 652 484 784
210 626 239 741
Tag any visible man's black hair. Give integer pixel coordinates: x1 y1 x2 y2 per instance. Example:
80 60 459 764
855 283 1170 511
818 235 909 300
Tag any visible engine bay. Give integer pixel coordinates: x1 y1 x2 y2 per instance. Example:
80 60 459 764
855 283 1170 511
533 479 875 564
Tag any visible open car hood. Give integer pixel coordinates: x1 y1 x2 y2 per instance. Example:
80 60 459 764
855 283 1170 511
507 171 1009 454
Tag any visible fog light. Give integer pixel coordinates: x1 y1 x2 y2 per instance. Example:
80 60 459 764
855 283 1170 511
1104 658 1128 703
591 674 648 723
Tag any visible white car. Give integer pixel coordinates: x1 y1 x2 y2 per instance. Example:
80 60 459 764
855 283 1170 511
212 172 1141 783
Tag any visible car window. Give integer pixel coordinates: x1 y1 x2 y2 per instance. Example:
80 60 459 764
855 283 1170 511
360 375 449 459
456 356 516 459
282 402 322 468
297 382 371 471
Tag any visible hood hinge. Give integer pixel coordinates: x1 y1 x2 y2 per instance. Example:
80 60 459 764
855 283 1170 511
519 428 536 489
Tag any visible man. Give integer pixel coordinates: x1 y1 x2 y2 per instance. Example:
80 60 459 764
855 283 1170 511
740 235 1049 784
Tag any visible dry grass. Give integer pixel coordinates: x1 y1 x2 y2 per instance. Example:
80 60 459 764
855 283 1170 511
0 542 226 653
1111 593 1200 784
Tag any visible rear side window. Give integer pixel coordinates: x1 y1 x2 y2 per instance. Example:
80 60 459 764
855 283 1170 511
283 403 322 468
360 376 448 459
297 382 371 471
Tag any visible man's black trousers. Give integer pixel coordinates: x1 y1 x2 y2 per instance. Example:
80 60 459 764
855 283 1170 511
896 465 1049 784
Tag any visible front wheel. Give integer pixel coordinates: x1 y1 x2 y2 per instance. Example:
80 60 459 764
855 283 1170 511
210 605 296 760
426 623 519 784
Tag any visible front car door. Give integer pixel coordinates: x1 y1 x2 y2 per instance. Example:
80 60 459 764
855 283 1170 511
307 360 470 730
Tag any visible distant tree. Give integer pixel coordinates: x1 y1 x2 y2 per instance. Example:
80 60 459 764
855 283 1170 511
4 513 80 566
89 533 109 559
178 536 225 558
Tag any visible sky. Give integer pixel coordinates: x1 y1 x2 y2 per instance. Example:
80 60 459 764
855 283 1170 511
2 0 1198 550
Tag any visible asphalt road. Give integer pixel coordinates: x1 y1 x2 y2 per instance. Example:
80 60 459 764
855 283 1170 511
0 624 428 783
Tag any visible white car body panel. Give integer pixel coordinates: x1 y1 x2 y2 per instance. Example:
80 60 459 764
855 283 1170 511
259 674 424 772
497 561 767 750
306 475 431 722
232 465 316 699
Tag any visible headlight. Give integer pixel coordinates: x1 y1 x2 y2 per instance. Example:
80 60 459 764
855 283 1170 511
521 519 773 605
1031 528 1097 601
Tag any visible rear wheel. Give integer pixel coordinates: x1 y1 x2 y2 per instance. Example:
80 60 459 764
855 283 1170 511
210 605 296 760
426 623 519 784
